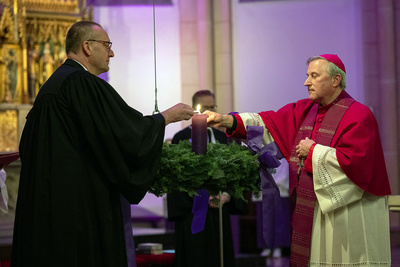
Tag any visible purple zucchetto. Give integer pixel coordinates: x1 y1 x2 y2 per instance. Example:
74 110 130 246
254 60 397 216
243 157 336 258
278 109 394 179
319 54 346 73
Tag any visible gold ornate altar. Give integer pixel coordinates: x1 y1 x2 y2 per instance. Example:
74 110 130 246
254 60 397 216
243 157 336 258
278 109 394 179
0 0 91 151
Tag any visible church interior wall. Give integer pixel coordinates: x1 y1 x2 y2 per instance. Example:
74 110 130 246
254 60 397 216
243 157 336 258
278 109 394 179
93 4 183 144
1 0 398 254
91 0 366 215
232 0 364 113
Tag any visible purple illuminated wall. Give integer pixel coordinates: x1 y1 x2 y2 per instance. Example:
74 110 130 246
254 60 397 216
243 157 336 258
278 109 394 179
87 0 171 6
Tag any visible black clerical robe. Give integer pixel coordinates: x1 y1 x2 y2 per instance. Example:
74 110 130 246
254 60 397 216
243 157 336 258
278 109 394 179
167 127 245 267
11 59 165 267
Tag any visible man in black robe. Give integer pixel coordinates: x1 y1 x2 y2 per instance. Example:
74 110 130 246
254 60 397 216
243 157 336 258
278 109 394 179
11 21 194 267
167 90 245 267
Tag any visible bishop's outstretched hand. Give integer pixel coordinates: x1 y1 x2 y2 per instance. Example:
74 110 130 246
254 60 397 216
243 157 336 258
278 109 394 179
204 110 234 129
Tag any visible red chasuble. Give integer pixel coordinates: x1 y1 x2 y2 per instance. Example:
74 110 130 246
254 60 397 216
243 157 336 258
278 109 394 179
231 93 391 196
229 92 391 265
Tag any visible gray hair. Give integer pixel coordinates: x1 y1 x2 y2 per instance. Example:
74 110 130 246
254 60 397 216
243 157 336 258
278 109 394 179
66 21 102 54
307 56 347 89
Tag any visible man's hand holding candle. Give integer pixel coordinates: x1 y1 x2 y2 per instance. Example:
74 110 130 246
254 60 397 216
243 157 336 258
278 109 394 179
161 103 195 125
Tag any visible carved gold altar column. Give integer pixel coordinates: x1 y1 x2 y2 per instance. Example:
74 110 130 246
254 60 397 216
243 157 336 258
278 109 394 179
0 0 91 151
0 104 31 151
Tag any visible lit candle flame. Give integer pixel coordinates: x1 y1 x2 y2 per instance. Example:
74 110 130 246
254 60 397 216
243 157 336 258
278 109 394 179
196 104 201 113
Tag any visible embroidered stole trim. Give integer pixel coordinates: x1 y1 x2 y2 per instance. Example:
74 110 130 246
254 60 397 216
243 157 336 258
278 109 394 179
288 91 355 266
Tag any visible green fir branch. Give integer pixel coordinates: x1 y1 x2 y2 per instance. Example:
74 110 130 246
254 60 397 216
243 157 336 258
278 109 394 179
149 140 261 201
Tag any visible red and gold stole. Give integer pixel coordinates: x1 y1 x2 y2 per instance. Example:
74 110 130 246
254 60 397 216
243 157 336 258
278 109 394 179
288 91 355 266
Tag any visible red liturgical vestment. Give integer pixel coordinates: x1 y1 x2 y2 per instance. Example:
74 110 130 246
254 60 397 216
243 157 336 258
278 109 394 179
228 91 391 266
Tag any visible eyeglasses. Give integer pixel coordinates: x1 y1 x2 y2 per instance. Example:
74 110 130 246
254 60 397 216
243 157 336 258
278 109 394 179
87 39 112 50
201 105 217 111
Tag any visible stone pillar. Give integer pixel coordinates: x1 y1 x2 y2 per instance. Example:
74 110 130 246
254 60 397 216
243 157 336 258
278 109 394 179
377 0 399 195
179 0 200 113
197 0 214 91
178 0 234 123
362 0 400 227
213 0 234 114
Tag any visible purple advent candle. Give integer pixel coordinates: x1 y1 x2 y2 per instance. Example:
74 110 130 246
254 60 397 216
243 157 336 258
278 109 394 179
191 113 208 155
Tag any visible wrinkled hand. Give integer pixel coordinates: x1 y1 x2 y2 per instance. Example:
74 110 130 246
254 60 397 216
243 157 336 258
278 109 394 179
204 111 233 128
209 193 230 208
161 103 194 125
296 137 315 158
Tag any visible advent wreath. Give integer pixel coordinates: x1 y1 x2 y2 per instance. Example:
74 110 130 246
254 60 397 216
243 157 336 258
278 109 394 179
149 140 262 201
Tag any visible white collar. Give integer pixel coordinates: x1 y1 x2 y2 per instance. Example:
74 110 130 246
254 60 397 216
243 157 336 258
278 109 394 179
71 59 88 71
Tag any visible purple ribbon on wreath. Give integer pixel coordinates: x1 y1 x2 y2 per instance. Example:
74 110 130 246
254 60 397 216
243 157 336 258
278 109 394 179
247 126 283 248
191 189 209 234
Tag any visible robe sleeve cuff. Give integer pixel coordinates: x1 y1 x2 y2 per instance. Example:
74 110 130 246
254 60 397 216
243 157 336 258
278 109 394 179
152 112 166 127
312 144 364 213
226 114 247 139
303 143 316 173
